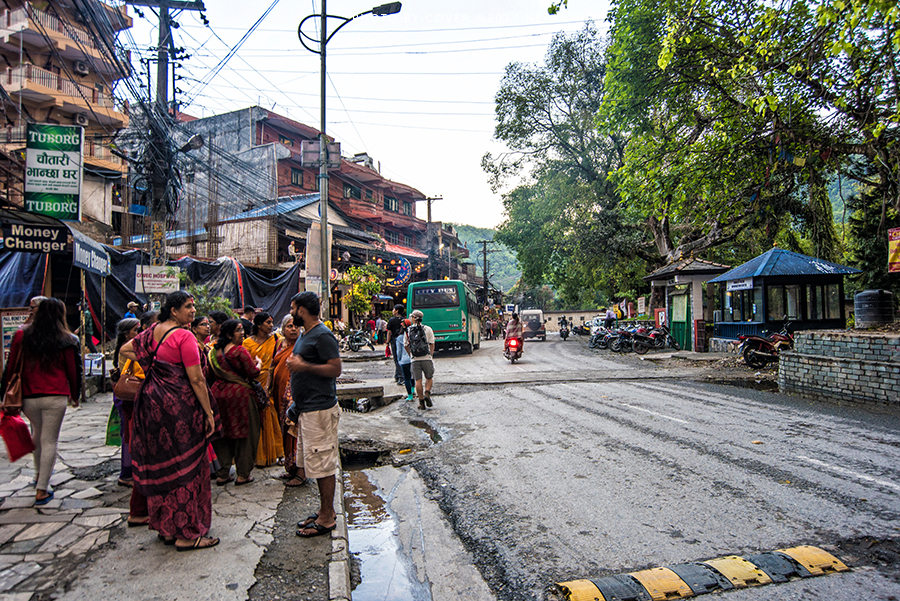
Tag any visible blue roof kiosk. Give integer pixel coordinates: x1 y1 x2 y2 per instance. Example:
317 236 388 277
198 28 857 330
707 247 861 341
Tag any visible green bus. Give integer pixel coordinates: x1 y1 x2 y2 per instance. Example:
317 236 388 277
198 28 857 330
406 280 481 354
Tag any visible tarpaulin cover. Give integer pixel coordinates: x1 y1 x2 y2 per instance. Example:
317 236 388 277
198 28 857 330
82 248 301 337
0 252 46 308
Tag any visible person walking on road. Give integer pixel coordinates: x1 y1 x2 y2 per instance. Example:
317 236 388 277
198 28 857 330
404 310 435 410
395 319 414 402
286 291 342 539
385 304 405 385
1 298 81 506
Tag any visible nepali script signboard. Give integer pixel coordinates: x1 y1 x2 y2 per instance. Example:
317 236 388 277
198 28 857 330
25 123 83 221
890 227 900 274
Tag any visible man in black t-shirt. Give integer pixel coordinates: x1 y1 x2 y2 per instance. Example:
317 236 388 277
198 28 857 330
287 292 342 539
240 305 256 338
385 304 405 385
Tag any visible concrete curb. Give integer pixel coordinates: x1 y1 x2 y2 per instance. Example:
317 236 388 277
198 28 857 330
329 460 352 601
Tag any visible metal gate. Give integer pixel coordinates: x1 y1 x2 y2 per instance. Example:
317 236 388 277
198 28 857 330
669 290 692 351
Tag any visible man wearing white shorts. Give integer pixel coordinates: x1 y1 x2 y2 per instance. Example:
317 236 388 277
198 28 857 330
287 291 342 539
405 310 435 410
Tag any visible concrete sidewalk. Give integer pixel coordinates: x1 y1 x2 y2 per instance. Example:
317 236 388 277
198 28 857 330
0 393 349 601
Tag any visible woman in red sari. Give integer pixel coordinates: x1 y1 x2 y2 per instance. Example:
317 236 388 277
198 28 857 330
120 291 221 551
207 319 261 486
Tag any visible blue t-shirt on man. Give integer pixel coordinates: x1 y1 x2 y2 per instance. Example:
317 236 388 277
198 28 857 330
289 322 341 414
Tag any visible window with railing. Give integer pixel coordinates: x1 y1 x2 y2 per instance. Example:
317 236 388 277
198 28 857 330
385 230 401 245
384 195 398 212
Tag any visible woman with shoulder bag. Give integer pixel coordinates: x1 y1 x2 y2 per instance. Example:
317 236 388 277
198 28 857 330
242 312 284 468
0 298 81 506
207 319 261 486
113 318 140 487
119 291 222 551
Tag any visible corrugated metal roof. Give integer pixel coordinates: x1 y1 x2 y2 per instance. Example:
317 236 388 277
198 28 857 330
708 248 861 283
644 257 731 281
231 194 320 220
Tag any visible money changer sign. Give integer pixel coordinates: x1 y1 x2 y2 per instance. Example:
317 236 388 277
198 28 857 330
25 124 83 221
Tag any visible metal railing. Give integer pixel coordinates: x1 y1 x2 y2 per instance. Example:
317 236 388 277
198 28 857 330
6 64 116 109
2 5 96 51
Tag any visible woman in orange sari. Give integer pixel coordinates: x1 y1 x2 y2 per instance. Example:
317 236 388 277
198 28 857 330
242 312 284 467
271 314 303 486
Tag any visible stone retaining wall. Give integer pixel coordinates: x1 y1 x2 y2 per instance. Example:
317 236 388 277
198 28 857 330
779 330 900 408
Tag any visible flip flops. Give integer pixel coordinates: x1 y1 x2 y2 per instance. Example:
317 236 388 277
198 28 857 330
157 534 175 545
284 476 307 487
175 536 219 552
235 477 254 486
297 514 318 528
215 476 233 486
34 491 54 506
296 522 336 538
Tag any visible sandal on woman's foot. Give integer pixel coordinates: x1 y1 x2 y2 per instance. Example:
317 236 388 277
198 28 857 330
127 517 149 527
157 534 175 545
235 477 254 486
175 536 219 552
117 478 134 488
215 476 233 486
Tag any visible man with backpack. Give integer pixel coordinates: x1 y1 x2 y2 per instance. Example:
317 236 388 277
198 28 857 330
404 310 435 410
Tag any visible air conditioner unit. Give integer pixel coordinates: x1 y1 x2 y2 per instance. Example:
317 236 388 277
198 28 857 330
73 113 89 127
73 61 89 76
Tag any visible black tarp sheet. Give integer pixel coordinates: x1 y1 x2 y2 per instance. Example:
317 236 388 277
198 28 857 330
82 249 301 338
0 251 47 308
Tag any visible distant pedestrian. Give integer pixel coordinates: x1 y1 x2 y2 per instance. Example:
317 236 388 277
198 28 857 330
375 315 386 344
604 307 616 329
1 298 82 506
366 315 377 343
286 291 342 538
124 302 139 320
395 319 414 402
385 304 405 385
404 310 435 410
240 306 256 338
207 311 229 346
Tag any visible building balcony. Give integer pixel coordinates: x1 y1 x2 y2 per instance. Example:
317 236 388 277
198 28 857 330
4 64 128 127
0 4 131 76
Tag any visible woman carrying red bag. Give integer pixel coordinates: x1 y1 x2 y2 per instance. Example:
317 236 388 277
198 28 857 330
1 298 81 506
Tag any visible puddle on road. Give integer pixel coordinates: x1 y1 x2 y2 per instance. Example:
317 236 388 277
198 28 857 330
409 419 443 443
343 469 430 601
706 378 779 392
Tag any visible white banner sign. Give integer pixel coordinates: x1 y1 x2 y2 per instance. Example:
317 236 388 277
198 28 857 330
727 277 754 291
136 265 179 294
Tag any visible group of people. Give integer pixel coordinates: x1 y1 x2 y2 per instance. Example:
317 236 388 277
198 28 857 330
385 304 436 409
1 290 345 551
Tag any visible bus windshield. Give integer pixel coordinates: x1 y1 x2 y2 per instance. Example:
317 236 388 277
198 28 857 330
412 285 459 309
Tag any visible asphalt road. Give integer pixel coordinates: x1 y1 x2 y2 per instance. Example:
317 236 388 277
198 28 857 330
350 335 900 600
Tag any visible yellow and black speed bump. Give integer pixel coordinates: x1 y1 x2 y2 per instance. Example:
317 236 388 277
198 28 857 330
555 546 849 601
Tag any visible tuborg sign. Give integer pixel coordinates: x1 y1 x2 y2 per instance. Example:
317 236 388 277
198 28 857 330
25 123 83 221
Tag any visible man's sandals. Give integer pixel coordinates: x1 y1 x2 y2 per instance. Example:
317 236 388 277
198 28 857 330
175 536 220 552
296 514 335 538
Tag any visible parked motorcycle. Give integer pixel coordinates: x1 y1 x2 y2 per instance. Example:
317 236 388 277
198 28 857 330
344 329 375 352
504 337 523 363
738 322 793 368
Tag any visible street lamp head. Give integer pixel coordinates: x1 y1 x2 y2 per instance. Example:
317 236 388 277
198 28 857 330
372 2 401 16
179 134 204 153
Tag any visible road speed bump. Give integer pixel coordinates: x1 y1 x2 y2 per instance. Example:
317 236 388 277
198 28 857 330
774 546 849 576
743 552 803 582
628 567 693 600
592 575 652 601
556 579 605 601
700 556 773 588
668 563 734 594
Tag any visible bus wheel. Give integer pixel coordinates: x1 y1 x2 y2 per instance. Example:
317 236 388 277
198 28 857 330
463 342 473 355
473 341 480 350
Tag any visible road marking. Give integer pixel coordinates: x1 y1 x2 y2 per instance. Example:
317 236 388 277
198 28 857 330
619 402 690 424
796 455 900 492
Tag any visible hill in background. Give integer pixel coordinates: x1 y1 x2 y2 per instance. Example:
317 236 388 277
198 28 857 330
451 224 520 292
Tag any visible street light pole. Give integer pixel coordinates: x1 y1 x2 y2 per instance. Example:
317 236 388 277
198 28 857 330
299 1 402 321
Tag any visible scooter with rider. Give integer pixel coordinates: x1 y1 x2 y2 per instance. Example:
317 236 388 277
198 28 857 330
504 313 524 363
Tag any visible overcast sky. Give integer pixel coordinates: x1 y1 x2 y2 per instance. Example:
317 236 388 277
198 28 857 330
125 0 611 229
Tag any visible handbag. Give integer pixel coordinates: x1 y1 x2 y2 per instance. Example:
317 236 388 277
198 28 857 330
221 349 269 411
113 361 142 402
0 413 35 462
2 346 23 414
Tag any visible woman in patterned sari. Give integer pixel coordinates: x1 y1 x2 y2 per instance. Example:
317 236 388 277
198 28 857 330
242 312 284 467
119 291 222 551
271 314 303 486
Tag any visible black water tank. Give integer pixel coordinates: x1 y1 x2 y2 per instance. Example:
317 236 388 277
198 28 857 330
854 289 895 327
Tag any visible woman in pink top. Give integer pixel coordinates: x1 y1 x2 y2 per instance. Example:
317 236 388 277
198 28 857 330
120 291 222 552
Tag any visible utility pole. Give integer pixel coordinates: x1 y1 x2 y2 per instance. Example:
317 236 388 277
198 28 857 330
424 196 441 280
126 1 206 267
476 240 499 306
